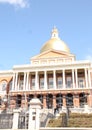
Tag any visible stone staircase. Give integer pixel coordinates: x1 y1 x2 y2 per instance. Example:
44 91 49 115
40 109 54 127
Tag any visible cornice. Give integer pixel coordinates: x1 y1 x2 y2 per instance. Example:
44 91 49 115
0 70 13 76
12 60 91 72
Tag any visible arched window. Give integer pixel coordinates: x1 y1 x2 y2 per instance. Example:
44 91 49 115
1 81 7 91
66 93 73 107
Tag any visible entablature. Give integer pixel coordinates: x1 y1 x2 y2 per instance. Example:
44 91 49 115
0 70 13 77
12 60 91 73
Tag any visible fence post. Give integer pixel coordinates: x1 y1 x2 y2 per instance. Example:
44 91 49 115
28 98 42 130
12 109 20 129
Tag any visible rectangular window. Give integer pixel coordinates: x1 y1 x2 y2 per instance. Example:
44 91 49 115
66 77 72 88
57 77 63 88
19 80 24 90
40 78 44 89
33 116 35 120
32 112 36 115
78 78 84 88
48 77 53 89
32 78 35 89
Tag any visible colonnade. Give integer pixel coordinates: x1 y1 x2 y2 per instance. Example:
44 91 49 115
11 68 91 91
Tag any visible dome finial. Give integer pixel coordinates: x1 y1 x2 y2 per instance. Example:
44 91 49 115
51 26 59 38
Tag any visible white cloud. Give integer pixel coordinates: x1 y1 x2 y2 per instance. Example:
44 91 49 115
0 0 29 8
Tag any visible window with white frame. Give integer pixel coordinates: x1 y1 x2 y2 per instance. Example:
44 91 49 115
19 80 24 90
32 78 35 89
48 77 53 89
66 77 72 88
1 81 7 91
40 78 44 89
57 77 63 88
78 78 84 88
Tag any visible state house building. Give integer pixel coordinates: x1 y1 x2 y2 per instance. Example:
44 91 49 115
0 27 92 110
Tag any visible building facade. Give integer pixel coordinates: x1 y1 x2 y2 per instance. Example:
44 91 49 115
0 27 92 110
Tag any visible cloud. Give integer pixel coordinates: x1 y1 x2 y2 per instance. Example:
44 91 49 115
0 0 29 8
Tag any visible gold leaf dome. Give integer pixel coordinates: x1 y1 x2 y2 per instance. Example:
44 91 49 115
40 27 70 53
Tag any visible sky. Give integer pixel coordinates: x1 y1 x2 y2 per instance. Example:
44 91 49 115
0 0 92 70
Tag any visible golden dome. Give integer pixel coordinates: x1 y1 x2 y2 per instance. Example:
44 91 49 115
40 27 70 53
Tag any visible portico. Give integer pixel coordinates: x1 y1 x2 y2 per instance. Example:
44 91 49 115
11 66 91 91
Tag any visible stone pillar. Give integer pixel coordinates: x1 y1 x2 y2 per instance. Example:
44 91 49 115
17 77 19 91
72 69 75 88
35 71 39 90
53 94 56 108
12 73 15 90
43 95 47 108
85 68 88 88
44 71 47 90
88 68 91 88
26 72 29 90
10 100 16 109
23 72 27 90
10 95 17 109
63 95 66 107
12 109 20 129
62 69 65 89
53 70 56 89
21 94 28 109
73 94 80 107
15 72 18 90
87 94 92 107
28 98 42 130
75 69 78 88
29 74 31 90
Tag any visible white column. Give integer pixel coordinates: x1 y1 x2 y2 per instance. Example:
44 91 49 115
35 108 41 130
28 99 42 130
62 69 65 89
44 71 47 90
53 70 56 89
17 75 20 91
12 73 15 90
28 107 33 130
85 68 88 88
35 71 39 90
75 69 78 88
15 72 18 90
12 109 20 129
26 72 29 90
29 74 31 90
23 72 27 90
88 68 91 88
72 69 75 88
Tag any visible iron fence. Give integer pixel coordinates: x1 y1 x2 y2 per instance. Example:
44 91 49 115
18 112 29 129
0 113 13 129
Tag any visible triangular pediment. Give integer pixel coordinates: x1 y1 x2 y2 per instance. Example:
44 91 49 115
31 49 74 59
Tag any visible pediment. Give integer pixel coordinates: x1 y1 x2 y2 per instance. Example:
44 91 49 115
31 49 74 59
